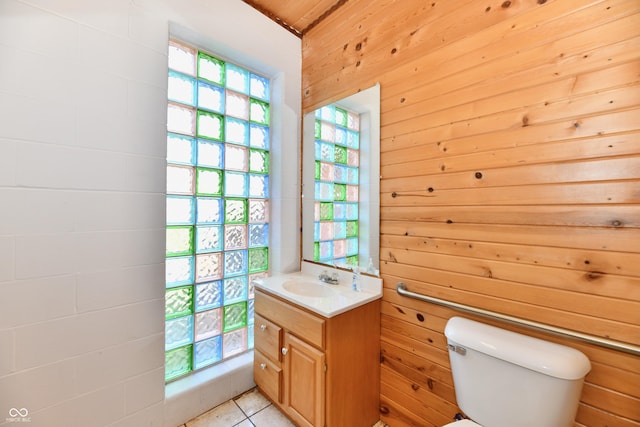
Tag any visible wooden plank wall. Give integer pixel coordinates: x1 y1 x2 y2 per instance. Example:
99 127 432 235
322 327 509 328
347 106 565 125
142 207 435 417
301 0 640 426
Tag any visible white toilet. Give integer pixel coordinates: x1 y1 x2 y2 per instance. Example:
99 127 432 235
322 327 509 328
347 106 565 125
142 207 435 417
443 316 591 427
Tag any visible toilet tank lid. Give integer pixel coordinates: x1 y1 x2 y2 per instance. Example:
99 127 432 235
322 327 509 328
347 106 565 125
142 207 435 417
444 317 591 380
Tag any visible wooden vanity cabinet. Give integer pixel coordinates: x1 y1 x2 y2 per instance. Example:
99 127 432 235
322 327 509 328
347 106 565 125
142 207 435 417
254 288 381 427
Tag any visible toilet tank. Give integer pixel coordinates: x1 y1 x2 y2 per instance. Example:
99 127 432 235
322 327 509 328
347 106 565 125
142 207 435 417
444 317 591 427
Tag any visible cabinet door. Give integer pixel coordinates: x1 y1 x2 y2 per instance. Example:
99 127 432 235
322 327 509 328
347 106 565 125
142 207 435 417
282 332 325 427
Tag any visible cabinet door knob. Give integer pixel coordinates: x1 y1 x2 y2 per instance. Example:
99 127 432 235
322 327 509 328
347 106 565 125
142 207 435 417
260 363 267 370
260 324 266 331
281 347 288 356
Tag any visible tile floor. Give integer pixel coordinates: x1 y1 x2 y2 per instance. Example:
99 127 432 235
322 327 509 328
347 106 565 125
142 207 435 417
180 387 388 427
181 387 294 427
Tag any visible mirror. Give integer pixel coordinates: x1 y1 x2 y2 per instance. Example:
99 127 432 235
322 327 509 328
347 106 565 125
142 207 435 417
302 83 380 274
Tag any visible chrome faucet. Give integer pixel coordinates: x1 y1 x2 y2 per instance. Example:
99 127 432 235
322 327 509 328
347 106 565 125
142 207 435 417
319 270 339 285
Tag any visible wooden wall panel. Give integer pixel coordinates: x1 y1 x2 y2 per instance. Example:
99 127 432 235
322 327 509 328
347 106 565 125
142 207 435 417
302 0 640 425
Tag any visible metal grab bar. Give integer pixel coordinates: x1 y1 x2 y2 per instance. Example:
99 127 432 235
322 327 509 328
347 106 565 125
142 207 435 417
396 282 640 357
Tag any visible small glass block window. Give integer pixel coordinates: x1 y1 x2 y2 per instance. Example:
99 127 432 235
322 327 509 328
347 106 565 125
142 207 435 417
165 40 270 382
314 104 360 268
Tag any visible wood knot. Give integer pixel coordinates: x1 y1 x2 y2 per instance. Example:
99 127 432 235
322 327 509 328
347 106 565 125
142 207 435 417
411 384 420 391
485 6 491 12
400 97 406 103
427 187 434 193
522 115 529 127
416 313 425 322
355 42 362 51
427 378 434 390
611 219 623 227
537 0 547 3
475 172 483 179
380 406 390 415
446 219 453 224
501 0 511 7
391 191 398 198
585 271 604 281
391 48 397 54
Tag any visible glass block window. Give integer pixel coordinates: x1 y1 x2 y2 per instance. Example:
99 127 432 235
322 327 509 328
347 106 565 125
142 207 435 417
313 105 360 267
165 40 270 382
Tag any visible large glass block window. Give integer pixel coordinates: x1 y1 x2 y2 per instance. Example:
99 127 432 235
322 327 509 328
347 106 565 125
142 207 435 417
165 40 270 382
314 105 360 267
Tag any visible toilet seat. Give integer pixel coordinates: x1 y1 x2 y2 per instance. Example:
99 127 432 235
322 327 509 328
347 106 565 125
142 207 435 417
442 420 481 427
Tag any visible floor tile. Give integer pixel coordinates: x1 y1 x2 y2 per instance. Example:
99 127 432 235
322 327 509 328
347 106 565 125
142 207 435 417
186 400 246 427
234 388 272 417
250 405 295 427
233 419 254 427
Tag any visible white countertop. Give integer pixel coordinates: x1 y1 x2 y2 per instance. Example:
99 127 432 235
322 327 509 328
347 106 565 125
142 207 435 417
252 261 382 318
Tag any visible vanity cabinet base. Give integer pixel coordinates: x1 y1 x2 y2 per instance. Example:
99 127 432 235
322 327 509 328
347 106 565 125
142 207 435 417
254 288 381 427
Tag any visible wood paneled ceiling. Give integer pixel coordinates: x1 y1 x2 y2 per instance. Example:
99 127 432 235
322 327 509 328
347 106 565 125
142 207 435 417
242 0 348 37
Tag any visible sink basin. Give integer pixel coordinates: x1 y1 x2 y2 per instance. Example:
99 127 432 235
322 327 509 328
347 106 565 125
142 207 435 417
282 279 337 297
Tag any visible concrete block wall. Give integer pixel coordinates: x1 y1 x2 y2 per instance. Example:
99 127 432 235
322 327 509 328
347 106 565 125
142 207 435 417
0 1 300 426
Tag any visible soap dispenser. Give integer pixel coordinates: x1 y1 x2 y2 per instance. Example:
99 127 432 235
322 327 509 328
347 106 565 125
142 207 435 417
352 267 361 292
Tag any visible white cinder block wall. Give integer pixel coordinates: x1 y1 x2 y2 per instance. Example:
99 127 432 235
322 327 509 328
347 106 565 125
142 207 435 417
0 1 301 426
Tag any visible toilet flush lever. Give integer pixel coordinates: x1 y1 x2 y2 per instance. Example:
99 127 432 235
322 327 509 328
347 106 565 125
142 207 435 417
448 344 467 356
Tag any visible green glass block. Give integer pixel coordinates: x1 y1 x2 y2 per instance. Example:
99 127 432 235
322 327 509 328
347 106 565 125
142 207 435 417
198 52 225 85
249 149 269 174
166 226 194 257
248 247 268 273
223 301 247 332
346 255 359 267
250 99 270 125
314 242 320 261
335 107 348 127
196 168 223 196
197 110 224 141
315 120 321 139
334 184 346 202
320 202 334 221
315 161 321 180
346 220 358 238
166 286 193 320
225 199 248 224
165 345 192 382
334 145 347 164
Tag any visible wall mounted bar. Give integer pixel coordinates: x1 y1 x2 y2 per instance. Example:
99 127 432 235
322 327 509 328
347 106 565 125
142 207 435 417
396 282 640 357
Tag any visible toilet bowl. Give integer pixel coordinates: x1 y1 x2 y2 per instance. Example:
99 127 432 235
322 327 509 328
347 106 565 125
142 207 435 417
442 420 480 427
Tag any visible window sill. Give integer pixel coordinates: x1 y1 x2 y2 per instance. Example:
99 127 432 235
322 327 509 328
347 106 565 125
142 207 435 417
164 350 255 427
